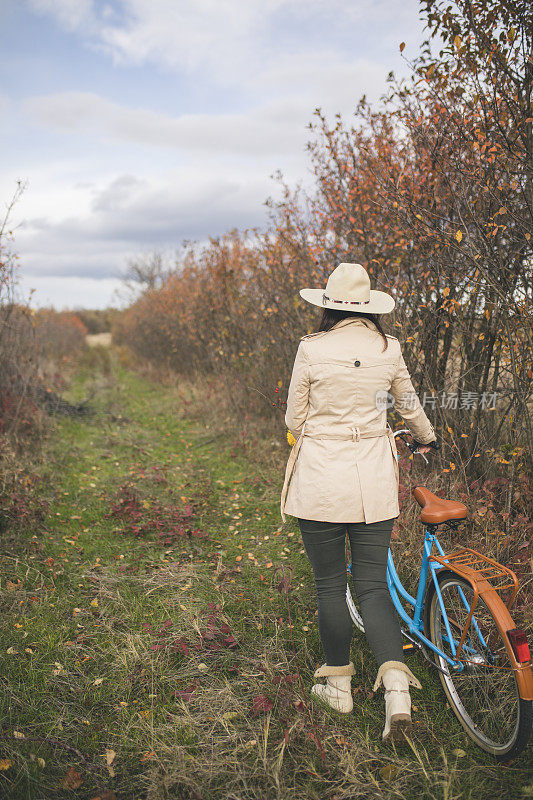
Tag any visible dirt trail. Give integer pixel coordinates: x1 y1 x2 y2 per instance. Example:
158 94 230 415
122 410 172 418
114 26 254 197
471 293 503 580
86 332 112 347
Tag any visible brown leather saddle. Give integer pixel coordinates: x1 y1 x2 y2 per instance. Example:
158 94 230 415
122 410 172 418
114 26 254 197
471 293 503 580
412 486 468 525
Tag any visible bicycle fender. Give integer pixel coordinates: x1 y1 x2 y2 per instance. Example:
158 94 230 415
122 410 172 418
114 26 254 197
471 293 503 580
479 583 533 701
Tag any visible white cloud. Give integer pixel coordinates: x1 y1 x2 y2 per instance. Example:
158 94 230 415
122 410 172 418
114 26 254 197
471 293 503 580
20 47 387 155
8 163 285 282
27 0 97 32
26 0 424 86
17 274 127 309
21 90 305 155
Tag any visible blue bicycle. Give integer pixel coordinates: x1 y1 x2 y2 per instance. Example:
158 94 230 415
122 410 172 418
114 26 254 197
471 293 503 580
345 429 533 761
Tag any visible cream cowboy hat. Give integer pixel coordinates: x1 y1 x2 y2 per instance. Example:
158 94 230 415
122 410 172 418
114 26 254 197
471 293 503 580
299 262 395 314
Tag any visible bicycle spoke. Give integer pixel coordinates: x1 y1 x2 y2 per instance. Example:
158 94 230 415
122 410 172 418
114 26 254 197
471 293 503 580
432 578 520 751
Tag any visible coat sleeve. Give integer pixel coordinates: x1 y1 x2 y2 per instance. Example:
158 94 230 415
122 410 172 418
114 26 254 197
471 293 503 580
389 346 437 444
284 340 310 440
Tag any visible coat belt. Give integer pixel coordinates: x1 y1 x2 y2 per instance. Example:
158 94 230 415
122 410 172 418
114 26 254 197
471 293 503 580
280 421 395 523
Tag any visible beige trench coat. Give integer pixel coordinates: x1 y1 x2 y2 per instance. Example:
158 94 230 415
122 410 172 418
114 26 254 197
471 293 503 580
280 317 437 524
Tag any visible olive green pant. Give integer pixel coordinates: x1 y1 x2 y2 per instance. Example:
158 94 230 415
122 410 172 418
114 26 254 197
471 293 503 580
297 517 404 667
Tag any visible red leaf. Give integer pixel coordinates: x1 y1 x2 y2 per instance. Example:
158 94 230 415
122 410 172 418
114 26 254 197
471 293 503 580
60 767 84 790
251 694 273 715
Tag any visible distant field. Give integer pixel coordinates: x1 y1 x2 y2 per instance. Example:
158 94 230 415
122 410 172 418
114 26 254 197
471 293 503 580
86 332 112 347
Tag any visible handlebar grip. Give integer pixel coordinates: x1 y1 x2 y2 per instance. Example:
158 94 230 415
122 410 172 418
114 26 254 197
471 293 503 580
412 438 441 451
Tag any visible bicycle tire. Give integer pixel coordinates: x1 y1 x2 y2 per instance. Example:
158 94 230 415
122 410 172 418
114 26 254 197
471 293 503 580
346 581 365 632
428 570 532 761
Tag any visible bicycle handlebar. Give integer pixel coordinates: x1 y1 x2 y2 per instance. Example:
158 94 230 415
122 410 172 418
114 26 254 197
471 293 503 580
393 428 440 465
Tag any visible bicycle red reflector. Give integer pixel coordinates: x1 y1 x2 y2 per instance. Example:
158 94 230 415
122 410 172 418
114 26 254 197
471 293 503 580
507 628 530 663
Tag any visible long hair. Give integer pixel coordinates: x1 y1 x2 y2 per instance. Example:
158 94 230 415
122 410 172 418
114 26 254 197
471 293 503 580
316 307 389 351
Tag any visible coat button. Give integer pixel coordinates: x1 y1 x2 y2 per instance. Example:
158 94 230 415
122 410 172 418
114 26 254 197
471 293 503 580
354 360 361 367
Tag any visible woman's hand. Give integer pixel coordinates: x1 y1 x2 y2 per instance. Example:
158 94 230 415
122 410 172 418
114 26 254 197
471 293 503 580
413 439 440 455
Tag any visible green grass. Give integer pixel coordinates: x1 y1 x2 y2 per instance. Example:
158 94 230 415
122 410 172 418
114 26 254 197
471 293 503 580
0 356 531 799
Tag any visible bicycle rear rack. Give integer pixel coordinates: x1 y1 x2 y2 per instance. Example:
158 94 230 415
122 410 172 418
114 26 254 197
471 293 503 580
428 547 519 611
426 547 533 700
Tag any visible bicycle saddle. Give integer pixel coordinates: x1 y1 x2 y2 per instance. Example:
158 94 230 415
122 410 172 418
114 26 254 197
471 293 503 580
412 486 468 524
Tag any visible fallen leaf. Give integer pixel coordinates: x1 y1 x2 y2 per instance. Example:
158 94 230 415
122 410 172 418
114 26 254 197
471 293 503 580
93 677 104 686
452 748 466 757
60 766 84 790
90 792 117 800
105 749 116 766
0 759 12 770
221 711 239 721
379 764 399 781
251 693 273 715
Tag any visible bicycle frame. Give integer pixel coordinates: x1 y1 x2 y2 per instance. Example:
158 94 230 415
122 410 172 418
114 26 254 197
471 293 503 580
377 429 496 673
346 525 467 672
384 525 473 672
347 429 533 697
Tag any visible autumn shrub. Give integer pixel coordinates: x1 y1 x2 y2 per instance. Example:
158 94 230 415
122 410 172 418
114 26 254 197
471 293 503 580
32 308 88 366
76 307 120 334
0 192 47 453
0 186 90 541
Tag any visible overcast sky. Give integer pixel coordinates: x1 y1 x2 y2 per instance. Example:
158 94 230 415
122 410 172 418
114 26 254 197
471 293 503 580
1 0 430 309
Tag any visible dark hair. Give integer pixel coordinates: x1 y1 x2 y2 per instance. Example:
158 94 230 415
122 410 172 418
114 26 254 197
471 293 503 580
316 308 389 351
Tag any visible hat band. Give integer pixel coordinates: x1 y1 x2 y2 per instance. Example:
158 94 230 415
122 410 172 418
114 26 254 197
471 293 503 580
323 292 370 306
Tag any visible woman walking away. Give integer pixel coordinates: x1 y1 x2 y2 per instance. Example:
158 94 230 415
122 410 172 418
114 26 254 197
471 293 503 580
280 262 440 744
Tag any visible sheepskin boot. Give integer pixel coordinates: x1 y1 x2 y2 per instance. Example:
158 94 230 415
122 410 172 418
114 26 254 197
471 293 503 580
310 662 356 713
373 660 422 743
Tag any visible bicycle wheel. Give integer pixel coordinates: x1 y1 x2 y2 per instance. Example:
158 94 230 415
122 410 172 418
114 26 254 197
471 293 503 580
346 540 365 632
345 576 364 632
428 571 532 761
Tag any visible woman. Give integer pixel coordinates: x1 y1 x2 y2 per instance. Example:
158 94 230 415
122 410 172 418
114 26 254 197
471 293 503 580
280 262 439 743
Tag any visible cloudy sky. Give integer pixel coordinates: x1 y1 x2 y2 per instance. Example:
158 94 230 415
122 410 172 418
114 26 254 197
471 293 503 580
1 0 429 309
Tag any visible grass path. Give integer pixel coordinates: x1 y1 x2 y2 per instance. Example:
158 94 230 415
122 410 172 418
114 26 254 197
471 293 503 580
1 357 530 799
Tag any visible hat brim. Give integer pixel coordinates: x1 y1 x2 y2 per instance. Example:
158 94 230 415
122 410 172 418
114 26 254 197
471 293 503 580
299 288 395 314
